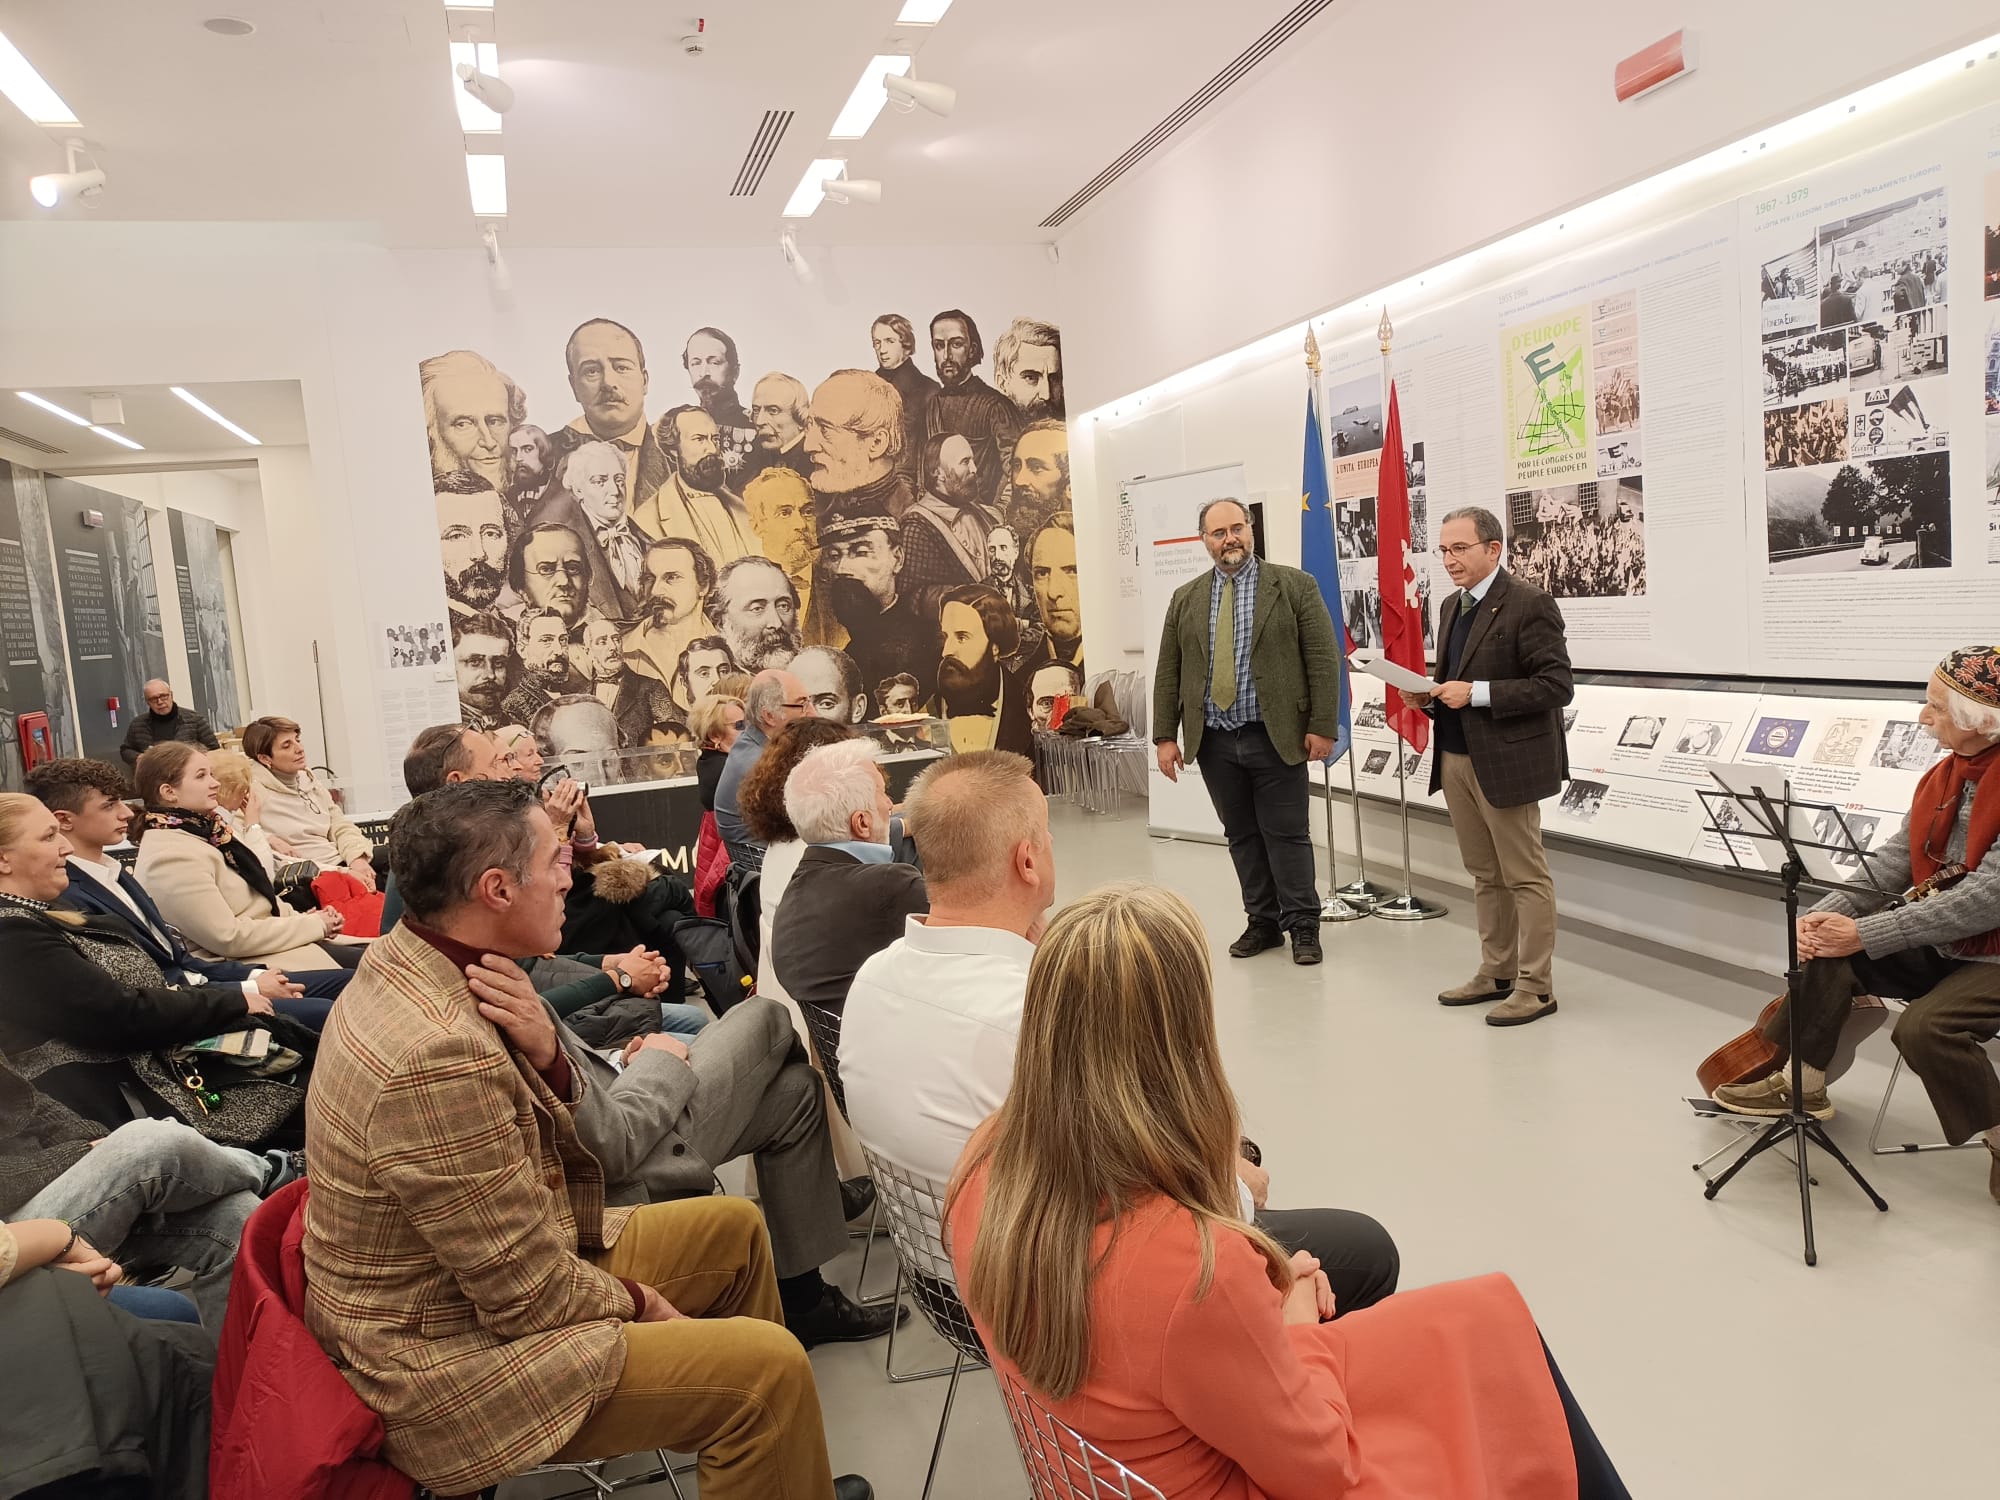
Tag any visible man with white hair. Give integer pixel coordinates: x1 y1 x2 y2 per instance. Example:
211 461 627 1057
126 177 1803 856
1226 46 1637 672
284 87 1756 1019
714 668 816 870
842 750 1401 1312
1713 647 2000 1202
743 371 812 484
771 740 928 1023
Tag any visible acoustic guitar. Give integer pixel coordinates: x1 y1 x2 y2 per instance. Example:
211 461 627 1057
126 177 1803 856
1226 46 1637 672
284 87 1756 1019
1695 994 1887 1097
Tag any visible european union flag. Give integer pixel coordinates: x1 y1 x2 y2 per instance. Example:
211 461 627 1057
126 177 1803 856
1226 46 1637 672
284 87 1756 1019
1299 385 1350 765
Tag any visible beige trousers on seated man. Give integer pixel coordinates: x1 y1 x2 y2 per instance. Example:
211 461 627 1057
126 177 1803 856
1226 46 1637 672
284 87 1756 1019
1439 751 1557 995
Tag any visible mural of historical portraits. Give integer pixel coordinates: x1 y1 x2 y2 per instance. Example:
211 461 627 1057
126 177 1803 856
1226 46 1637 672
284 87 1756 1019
423 306 1075 780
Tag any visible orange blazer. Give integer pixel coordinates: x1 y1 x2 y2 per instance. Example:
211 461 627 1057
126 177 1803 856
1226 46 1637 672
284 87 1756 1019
949 1169 1575 1500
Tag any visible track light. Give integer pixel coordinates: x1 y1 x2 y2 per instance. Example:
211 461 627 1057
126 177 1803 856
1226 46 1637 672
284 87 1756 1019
456 59 514 114
883 72 955 118
481 223 512 292
28 138 103 209
779 227 814 285
821 176 881 205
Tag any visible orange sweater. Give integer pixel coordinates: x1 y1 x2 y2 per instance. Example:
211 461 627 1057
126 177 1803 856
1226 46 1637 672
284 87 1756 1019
949 1171 1576 1500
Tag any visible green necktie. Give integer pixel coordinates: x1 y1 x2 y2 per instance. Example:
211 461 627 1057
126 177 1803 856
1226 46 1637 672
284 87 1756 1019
1212 575 1237 711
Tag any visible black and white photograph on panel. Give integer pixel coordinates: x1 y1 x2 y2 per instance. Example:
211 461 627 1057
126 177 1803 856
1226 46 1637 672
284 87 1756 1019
1765 455 1948 573
1764 396 1848 469
1762 330 1848 408
1813 716 1872 766
1759 241 1819 338
1362 747 1391 775
1407 440 1427 490
1336 496 1378 561
1618 714 1664 750
1328 391 1383 458
1593 361 1639 434
1502 478 1645 599
1560 707 1579 733
1748 717 1809 758
1674 720 1730 756
1848 380 1949 461
1814 187 1948 332
1342 584 1383 650
1810 809 1884 872
1873 718 1942 771
1557 779 1609 824
1400 751 1422 778
1354 696 1387 730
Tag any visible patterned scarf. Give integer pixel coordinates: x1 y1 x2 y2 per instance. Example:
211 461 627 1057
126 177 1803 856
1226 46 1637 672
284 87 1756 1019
142 806 284 916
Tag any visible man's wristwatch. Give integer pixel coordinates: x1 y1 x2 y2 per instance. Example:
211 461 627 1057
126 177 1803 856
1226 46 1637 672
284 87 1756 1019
610 965 634 993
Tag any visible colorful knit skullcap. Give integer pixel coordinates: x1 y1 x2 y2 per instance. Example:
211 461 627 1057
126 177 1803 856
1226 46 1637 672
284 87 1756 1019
1937 647 2000 708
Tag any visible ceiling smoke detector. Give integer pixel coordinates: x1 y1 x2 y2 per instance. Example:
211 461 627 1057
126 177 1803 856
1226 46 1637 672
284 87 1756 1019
680 17 707 57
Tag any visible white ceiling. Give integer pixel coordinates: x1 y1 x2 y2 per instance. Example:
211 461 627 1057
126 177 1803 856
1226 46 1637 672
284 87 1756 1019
0 380 306 469
0 0 1315 247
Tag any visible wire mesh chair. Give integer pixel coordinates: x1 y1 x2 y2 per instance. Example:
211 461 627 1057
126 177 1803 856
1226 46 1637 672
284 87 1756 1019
1867 1002 1994 1155
795 997 895 1306
1001 1376 1166 1500
420 1449 691 1500
862 1149 992 1499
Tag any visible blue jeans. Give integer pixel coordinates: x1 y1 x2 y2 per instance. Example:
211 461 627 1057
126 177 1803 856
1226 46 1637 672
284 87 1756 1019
271 964 353 1031
12 1117 267 1327
660 1002 711 1039
108 1283 203 1323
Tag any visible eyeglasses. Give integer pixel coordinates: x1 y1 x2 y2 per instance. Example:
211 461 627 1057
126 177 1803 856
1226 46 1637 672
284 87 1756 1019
729 719 746 731
781 699 810 712
1435 542 1494 559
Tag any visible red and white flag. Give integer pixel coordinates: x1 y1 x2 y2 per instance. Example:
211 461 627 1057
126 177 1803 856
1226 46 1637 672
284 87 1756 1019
1374 382 1429 753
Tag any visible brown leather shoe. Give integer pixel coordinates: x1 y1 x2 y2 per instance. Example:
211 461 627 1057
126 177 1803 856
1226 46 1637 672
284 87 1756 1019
1486 991 1557 1027
1438 975 1513 1007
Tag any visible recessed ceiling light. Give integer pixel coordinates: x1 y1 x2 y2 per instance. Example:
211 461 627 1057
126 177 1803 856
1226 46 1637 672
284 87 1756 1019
171 386 261 446
17 391 90 426
896 0 956 24
201 18 256 37
445 0 495 8
0 29 80 126
466 152 507 216
783 157 846 218
830 55 912 140
449 41 503 133
90 425 143 451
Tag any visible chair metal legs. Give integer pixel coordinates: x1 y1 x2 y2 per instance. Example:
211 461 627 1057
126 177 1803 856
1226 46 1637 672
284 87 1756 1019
882 1265 960 1383
920 1351 971 1500
1868 1053 1981 1155
851 1193 899 1306
520 1449 692 1499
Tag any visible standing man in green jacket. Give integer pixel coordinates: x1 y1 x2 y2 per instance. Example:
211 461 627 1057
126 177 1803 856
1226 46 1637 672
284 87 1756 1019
1153 498 1341 965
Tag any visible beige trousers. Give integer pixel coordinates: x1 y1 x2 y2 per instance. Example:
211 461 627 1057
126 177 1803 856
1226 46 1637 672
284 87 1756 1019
1438 751 1558 995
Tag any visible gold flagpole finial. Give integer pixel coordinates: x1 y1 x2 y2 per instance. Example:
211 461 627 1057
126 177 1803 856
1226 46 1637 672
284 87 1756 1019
1303 325 1321 375
1377 306 1394 354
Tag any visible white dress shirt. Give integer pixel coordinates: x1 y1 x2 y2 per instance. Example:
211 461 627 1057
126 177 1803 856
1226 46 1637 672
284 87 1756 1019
66 853 263 1000
840 916 1034 1186
755 838 808 1006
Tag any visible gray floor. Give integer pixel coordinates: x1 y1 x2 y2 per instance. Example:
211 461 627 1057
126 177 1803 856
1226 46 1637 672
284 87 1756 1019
509 798 1996 1500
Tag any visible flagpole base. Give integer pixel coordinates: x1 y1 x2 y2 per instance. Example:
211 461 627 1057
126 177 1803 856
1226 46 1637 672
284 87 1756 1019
1333 879 1392 911
1321 894 1370 923
1372 893 1449 921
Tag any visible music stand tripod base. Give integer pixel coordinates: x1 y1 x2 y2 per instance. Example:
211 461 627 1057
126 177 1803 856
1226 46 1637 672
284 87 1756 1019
1321 893 1370 922
1333 878 1392 911
1373 893 1448 921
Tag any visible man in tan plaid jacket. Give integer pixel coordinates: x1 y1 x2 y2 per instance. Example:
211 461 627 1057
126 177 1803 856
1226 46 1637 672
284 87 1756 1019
302 778 872 1499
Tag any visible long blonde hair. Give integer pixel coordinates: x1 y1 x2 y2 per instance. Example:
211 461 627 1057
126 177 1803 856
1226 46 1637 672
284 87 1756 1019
954 882 1291 1399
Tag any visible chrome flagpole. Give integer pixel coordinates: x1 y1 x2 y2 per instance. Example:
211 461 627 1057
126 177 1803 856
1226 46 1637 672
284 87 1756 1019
1334 749 1391 910
1367 306 1446 921
1306 327 1368 922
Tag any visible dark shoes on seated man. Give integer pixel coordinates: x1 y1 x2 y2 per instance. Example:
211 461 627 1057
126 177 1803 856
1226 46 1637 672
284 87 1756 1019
1438 975 1557 1027
1229 921 1320 965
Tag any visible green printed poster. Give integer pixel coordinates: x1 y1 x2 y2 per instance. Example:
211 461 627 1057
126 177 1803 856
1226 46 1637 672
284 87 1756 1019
1503 307 1593 487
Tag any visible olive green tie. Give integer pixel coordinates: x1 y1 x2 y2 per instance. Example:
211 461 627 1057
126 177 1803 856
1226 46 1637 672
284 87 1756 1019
1212 575 1237 711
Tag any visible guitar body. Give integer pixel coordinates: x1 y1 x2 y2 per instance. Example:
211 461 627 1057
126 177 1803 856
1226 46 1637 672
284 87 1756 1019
1695 994 1889 1096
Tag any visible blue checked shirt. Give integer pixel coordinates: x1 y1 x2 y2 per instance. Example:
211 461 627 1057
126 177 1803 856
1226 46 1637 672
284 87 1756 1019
1202 554 1261 731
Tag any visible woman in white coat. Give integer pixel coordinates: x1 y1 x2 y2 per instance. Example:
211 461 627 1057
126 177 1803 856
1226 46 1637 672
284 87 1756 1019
240 717 376 889
132 743 347 974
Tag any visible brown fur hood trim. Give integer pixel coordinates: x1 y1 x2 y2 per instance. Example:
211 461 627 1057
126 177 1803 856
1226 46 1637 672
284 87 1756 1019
587 856 654 904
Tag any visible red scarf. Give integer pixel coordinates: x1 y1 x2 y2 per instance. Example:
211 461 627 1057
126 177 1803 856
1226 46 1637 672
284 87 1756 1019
1909 743 2000 954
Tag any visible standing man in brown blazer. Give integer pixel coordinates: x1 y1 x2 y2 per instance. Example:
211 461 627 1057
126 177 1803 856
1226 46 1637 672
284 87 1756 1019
1400 506 1573 1027
302 778 873 1500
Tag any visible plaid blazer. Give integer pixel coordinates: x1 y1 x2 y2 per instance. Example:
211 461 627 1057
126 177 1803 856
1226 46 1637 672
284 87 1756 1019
301 924 636 1495
1427 568 1574 808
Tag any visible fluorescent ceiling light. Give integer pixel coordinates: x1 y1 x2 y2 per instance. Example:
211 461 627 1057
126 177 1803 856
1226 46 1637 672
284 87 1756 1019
782 157 846 218
895 0 956 23
0 30 80 126
90 425 143 451
449 41 503 132
466 152 507 216
171 386 262 446
829 55 911 139
16 390 89 426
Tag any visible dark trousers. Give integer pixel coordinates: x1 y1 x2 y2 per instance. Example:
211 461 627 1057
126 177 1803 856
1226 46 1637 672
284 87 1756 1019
1196 723 1318 933
1769 946 2000 1143
1256 1206 1399 1316
1542 1338 1631 1500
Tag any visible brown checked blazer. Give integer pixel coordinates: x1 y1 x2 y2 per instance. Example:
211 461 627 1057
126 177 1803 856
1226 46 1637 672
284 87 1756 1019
301 923 637 1495
1426 568 1573 808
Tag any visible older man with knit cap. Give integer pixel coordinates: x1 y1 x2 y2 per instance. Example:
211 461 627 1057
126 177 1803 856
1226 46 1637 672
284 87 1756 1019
1713 646 2000 1203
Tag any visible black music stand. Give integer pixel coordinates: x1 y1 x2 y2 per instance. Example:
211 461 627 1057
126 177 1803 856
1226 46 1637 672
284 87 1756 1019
1694 773 1888 1266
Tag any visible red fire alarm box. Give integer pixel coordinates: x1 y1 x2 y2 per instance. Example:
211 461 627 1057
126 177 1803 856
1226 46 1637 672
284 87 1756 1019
17 712 53 770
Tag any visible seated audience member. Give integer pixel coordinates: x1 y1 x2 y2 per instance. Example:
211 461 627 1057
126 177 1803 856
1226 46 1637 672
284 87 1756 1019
243 716 378 890
132 743 350 977
738 716 858 1009
2 1051 284 1326
1713 648 2000 1200
691 692 744 916
301 779 875 1500
0 1210 216 1498
844 752 1398 1311
772 739 929 1019
207 748 309 877
119 677 220 766
0 792 310 1149
948 882 1629 1500
715 667 817 870
27 758 349 1026
494 722 544 781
